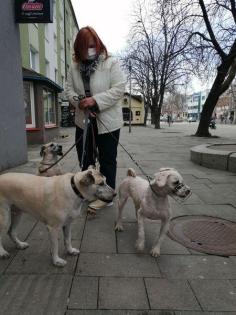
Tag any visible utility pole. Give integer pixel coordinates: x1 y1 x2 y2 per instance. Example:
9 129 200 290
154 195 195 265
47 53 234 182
129 59 132 133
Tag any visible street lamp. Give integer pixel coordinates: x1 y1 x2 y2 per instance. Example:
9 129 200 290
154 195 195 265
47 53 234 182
128 59 132 133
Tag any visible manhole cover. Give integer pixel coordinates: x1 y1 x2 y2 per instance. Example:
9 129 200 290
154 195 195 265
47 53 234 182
168 215 236 256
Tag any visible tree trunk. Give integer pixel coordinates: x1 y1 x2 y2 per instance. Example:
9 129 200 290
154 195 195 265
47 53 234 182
154 106 161 129
195 62 231 137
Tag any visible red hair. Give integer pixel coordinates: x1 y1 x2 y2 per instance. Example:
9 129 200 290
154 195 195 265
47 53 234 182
73 26 108 62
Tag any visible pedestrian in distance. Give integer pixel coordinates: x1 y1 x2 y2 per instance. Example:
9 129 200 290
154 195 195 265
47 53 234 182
229 115 234 124
167 114 172 127
66 26 126 213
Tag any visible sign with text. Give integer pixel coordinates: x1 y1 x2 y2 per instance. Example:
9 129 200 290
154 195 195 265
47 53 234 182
15 0 53 23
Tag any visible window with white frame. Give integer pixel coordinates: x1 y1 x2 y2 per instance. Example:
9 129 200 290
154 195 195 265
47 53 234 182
54 68 58 83
43 88 56 126
44 23 49 41
24 81 36 128
30 47 39 72
45 59 50 78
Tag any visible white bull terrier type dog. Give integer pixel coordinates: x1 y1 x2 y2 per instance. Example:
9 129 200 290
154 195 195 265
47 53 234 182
0 167 116 267
115 167 191 257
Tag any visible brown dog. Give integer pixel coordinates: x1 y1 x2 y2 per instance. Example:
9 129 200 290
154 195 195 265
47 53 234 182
38 142 63 176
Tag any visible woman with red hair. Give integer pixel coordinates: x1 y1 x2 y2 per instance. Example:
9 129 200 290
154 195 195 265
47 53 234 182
66 26 126 213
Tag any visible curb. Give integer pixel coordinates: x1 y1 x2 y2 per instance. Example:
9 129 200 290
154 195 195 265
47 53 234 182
190 143 236 173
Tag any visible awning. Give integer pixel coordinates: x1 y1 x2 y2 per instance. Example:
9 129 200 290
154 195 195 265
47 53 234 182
22 67 63 92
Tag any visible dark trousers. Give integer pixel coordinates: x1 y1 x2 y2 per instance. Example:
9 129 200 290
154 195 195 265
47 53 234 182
75 121 120 189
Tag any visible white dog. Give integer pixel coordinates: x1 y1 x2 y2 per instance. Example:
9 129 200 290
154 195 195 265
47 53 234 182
0 168 115 266
38 142 63 176
115 168 191 257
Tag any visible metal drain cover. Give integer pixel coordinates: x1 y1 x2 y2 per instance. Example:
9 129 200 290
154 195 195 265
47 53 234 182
168 215 236 256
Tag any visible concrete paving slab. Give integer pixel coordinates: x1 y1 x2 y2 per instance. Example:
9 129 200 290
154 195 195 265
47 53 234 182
175 312 236 315
68 276 98 309
5 239 79 274
76 253 161 277
174 204 236 222
99 277 149 310
81 213 116 253
190 279 236 311
0 274 72 315
67 310 174 315
145 278 201 311
28 218 86 241
157 255 236 279
117 222 189 255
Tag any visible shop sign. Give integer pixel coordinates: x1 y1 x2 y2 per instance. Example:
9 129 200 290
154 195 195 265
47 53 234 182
15 0 53 23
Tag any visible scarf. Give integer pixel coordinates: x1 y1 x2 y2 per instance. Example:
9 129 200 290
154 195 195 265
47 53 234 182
80 57 99 81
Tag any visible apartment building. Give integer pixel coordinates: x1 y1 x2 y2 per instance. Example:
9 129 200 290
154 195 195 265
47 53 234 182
19 0 79 144
187 90 209 120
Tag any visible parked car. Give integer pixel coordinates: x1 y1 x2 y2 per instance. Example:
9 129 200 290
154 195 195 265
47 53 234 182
188 116 197 122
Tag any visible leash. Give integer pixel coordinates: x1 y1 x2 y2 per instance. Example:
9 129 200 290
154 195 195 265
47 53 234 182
95 115 153 183
95 115 191 203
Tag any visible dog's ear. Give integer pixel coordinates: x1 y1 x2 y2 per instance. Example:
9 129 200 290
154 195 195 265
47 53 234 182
40 145 46 157
153 171 170 188
80 170 95 186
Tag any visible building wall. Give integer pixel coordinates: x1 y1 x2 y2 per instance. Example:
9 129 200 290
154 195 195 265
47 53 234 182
20 0 79 87
0 0 27 171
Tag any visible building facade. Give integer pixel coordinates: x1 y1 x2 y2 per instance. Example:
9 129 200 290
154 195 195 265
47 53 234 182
122 93 145 125
0 0 28 171
187 90 209 120
19 0 79 144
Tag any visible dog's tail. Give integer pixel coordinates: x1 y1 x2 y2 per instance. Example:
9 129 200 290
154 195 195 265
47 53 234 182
127 168 136 177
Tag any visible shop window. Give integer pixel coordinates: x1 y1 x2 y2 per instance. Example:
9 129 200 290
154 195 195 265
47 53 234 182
43 88 56 126
24 81 36 128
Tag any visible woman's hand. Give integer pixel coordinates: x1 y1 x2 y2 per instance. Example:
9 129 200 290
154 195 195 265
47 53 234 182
78 97 96 110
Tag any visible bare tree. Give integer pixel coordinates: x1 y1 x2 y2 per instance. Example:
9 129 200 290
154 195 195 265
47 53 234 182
122 0 191 128
187 0 236 136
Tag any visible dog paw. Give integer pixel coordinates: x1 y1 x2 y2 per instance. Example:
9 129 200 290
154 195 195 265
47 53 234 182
68 248 80 256
135 240 145 252
16 241 29 250
150 247 160 257
114 223 124 232
53 258 67 267
0 250 10 259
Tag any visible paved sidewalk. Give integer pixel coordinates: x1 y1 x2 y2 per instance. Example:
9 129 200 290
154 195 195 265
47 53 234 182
0 122 236 314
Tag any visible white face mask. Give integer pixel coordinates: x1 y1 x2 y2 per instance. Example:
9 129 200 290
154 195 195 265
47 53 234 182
87 48 96 60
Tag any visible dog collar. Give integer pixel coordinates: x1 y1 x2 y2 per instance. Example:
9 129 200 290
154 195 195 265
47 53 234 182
71 176 85 199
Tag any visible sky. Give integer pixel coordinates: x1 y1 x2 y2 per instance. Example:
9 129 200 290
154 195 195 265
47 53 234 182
71 0 132 54
71 0 208 93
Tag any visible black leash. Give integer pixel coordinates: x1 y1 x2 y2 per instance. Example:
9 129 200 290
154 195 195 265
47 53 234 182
95 115 153 183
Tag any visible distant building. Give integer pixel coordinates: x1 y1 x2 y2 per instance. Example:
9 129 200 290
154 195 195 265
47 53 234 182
19 0 79 144
215 83 236 122
122 93 145 125
187 90 209 120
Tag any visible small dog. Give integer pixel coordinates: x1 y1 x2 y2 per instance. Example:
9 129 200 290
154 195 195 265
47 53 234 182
115 168 191 257
0 167 116 266
38 142 63 176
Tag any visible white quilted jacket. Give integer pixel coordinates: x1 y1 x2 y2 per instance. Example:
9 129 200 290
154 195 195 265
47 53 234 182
65 54 126 134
